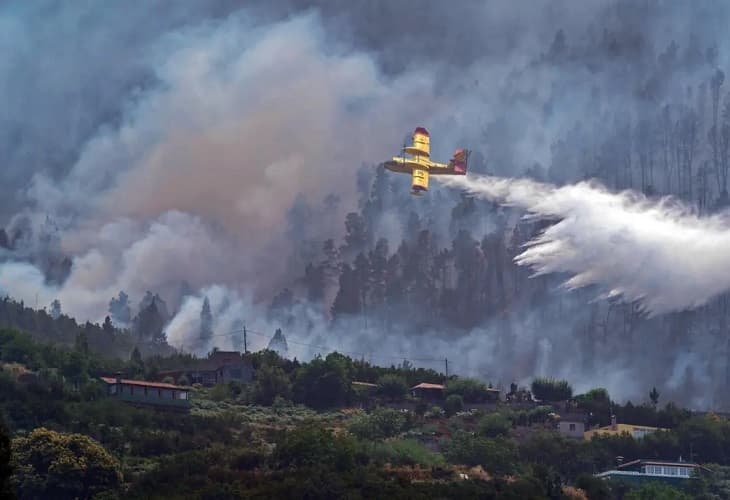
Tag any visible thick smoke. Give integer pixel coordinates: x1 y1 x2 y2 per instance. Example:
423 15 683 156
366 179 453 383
0 11 460 319
3 1 730 408
441 174 730 316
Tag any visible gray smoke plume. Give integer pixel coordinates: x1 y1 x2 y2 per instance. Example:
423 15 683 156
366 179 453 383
3 1 730 409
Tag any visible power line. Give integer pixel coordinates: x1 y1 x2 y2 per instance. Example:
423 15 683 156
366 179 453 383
177 326 446 366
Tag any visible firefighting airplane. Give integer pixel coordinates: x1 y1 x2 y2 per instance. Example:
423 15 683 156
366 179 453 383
383 127 470 195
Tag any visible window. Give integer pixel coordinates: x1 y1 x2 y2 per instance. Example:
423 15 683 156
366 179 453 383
569 423 576 431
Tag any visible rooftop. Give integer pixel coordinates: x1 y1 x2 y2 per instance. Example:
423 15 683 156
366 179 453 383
555 413 588 422
352 381 378 388
618 459 703 470
410 383 445 390
585 423 667 437
101 376 188 391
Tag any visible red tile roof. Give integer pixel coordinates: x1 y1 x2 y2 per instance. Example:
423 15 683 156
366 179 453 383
410 382 445 390
100 377 187 390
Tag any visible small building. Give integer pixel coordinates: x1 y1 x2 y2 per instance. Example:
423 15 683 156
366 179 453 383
555 413 587 439
410 382 445 401
584 415 666 440
101 376 191 410
595 459 706 488
483 387 501 402
352 381 379 391
157 350 254 387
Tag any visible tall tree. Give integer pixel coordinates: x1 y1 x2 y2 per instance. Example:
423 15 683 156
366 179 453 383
268 328 289 356
331 264 361 318
341 212 369 260
719 96 730 204
49 299 62 320
200 296 213 342
711 69 725 195
0 421 11 499
368 238 389 311
133 300 165 344
102 316 114 335
108 291 131 326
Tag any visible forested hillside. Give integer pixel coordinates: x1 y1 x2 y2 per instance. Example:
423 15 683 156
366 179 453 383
3 326 730 499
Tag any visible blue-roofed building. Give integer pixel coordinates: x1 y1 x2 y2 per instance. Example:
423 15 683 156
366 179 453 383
595 458 707 488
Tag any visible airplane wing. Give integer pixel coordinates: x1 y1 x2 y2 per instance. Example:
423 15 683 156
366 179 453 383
383 156 416 173
429 149 469 175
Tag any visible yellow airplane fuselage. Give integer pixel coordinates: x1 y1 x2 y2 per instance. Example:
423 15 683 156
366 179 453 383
383 127 466 195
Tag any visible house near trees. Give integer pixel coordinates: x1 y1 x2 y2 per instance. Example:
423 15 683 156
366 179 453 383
554 412 587 439
156 350 254 386
583 415 666 440
410 382 446 401
595 458 707 487
101 376 190 410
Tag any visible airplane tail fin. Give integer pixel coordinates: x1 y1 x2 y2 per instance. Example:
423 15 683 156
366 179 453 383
451 149 470 174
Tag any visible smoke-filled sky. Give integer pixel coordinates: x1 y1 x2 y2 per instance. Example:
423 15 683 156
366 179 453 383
3 1 730 406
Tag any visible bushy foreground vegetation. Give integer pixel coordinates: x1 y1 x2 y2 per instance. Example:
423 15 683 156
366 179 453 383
3 326 730 499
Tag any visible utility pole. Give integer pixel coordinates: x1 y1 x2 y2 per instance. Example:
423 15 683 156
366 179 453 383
243 326 248 354
445 358 449 378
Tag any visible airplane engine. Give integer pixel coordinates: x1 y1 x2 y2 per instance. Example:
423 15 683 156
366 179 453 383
412 167 429 193
451 149 468 174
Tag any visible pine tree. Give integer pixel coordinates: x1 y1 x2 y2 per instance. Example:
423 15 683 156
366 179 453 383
268 328 289 356
130 346 145 378
368 238 389 310
303 263 325 302
341 212 369 259
109 291 131 326
649 387 660 406
353 252 371 314
133 300 165 343
49 299 62 320
74 330 89 356
200 296 213 341
331 264 361 317
102 316 115 335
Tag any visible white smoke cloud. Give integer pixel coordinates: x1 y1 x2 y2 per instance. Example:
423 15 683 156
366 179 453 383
441 174 730 316
0 11 466 323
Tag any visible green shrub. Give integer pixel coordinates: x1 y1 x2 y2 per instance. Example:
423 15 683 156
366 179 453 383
231 448 266 470
349 408 406 441
530 377 572 401
625 481 691 500
369 439 445 467
445 378 490 403
377 374 408 400
254 364 292 406
443 431 517 475
477 413 512 438
272 425 359 472
425 406 444 419
10 427 122 500
444 394 464 417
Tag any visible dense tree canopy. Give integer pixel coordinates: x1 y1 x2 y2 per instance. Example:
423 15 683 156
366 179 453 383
10 428 122 500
